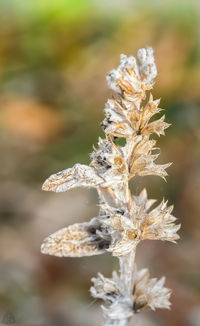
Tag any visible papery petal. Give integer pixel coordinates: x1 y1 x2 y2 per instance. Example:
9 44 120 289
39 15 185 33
90 272 121 303
133 267 171 312
137 162 172 180
142 115 171 137
109 239 137 257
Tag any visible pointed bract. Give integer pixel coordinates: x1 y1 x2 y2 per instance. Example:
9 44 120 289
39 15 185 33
142 115 171 137
129 137 171 180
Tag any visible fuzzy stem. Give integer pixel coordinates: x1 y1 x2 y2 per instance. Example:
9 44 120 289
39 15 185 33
120 250 136 296
103 177 135 326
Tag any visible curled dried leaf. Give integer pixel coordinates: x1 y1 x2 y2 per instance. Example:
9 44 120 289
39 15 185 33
42 163 104 192
41 219 111 257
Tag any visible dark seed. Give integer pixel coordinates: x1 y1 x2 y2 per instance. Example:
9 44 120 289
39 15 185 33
116 209 124 215
97 239 111 250
106 291 118 302
133 302 139 313
133 301 145 313
97 225 102 232
87 226 96 235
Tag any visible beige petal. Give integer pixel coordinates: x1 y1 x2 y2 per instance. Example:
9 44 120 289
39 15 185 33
142 115 171 136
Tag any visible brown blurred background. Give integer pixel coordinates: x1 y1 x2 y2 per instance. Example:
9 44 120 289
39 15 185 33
0 0 200 325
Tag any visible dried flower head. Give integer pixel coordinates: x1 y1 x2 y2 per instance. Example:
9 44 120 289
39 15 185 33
133 267 171 312
41 47 180 326
91 266 171 323
102 189 180 256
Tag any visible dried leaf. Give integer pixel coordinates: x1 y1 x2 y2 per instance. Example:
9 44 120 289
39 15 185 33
42 163 104 192
41 220 110 258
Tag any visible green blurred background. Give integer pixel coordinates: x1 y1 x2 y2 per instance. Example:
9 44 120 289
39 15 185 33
0 0 199 325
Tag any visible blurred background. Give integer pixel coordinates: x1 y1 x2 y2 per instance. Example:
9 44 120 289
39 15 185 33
0 0 199 325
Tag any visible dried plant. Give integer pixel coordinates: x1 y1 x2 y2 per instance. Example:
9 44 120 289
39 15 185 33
41 47 180 326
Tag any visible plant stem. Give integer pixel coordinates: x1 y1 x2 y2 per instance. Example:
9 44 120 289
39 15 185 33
104 177 136 326
120 250 136 296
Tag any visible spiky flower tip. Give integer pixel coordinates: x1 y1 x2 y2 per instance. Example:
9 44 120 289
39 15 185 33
41 47 180 326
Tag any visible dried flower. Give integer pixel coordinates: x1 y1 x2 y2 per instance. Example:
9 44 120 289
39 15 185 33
41 47 180 326
133 267 171 312
102 189 180 256
91 266 171 323
90 272 122 303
